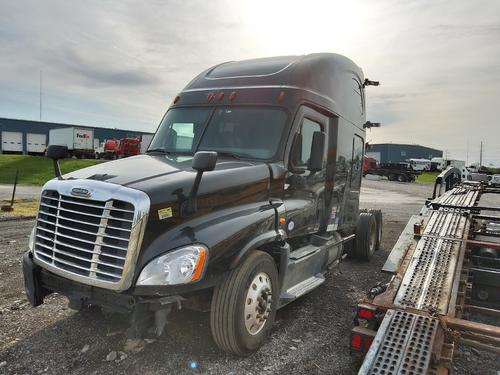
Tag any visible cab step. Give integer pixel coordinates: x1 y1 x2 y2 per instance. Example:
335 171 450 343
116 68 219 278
286 274 325 298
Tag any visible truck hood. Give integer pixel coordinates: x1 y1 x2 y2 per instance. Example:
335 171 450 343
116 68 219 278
63 154 272 209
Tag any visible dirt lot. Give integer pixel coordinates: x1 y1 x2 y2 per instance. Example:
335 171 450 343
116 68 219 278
0 179 498 374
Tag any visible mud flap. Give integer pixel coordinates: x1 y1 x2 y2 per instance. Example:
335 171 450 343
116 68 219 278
22 252 49 307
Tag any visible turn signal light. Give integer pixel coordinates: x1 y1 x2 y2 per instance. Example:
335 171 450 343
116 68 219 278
191 246 207 282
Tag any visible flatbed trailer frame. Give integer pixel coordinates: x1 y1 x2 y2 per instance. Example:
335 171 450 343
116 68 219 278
365 165 420 183
352 167 500 374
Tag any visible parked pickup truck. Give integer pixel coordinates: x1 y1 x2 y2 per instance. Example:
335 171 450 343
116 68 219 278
23 53 381 355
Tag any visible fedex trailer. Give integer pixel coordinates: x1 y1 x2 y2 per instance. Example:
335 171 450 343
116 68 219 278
49 127 95 159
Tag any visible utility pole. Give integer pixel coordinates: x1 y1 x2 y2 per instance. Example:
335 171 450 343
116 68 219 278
466 139 469 166
39 70 43 121
479 141 483 168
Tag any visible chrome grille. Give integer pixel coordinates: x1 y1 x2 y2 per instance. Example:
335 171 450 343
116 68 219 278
34 190 135 283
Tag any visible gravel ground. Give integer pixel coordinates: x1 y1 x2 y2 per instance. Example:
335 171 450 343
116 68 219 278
0 179 498 374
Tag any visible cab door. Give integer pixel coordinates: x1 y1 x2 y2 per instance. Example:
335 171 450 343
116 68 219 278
283 106 328 239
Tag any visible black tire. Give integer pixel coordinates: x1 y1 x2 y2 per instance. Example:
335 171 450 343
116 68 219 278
388 174 396 181
354 212 377 261
369 209 383 251
210 251 278 356
397 174 408 182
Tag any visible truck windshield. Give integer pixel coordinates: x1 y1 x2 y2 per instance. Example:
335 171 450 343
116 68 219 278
148 107 287 160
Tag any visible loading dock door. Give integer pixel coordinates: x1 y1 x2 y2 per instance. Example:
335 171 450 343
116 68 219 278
1 131 23 153
27 133 47 153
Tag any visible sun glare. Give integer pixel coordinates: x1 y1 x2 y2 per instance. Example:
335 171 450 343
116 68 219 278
238 0 368 56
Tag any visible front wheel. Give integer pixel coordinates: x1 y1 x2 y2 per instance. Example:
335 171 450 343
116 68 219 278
210 251 278 356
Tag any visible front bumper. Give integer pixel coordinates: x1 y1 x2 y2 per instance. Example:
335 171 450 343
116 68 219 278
23 252 184 314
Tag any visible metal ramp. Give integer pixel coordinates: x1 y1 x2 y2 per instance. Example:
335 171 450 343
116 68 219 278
359 310 438 375
355 172 500 374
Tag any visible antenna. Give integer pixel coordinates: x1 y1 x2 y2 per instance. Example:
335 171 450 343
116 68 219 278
466 139 469 166
479 141 483 168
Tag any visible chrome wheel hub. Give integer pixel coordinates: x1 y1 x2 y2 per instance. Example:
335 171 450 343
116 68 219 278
244 272 272 335
369 222 377 252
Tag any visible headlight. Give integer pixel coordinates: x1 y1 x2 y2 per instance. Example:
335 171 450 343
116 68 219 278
28 226 36 252
136 245 208 286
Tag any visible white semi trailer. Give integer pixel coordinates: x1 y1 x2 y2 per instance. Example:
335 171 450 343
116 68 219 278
49 127 95 159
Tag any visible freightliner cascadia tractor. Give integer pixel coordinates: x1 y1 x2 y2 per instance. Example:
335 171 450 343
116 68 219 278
23 53 381 355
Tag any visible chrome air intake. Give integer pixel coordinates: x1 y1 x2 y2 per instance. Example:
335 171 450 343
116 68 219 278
33 179 149 291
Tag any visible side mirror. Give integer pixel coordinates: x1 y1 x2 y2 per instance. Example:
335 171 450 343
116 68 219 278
47 145 68 160
184 151 218 216
46 145 68 179
308 131 326 172
192 151 217 172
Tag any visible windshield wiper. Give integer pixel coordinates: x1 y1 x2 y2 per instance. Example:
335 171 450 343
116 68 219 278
214 151 243 160
146 148 171 154
146 149 194 156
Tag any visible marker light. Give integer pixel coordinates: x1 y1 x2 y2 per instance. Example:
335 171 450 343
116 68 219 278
358 307 374 320
351 327 376 353
137 245 208 286
351 333 361 350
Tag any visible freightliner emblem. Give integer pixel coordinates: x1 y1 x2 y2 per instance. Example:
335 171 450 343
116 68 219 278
71 187 91 197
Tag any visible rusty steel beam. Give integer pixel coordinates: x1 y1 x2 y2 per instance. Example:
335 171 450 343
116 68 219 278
445 316 500 338
466 239 500 250
465 304 500 318
472 214 500 222
459 338 500 355
460 331 500 347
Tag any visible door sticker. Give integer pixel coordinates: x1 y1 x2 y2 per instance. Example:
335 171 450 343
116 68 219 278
158 207 173 220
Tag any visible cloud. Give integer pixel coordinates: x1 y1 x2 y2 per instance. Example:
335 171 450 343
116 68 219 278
50 47 158 87
0 0 499 164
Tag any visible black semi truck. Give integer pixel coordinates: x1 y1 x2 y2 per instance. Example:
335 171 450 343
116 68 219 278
23 53 381 355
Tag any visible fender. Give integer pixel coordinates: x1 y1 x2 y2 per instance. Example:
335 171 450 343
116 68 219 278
134 200 280 284
229 228 286 269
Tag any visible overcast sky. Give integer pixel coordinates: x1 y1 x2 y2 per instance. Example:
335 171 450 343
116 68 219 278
1 0 500 164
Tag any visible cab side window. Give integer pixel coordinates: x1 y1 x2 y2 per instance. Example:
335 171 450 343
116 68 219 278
291 118 322 167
